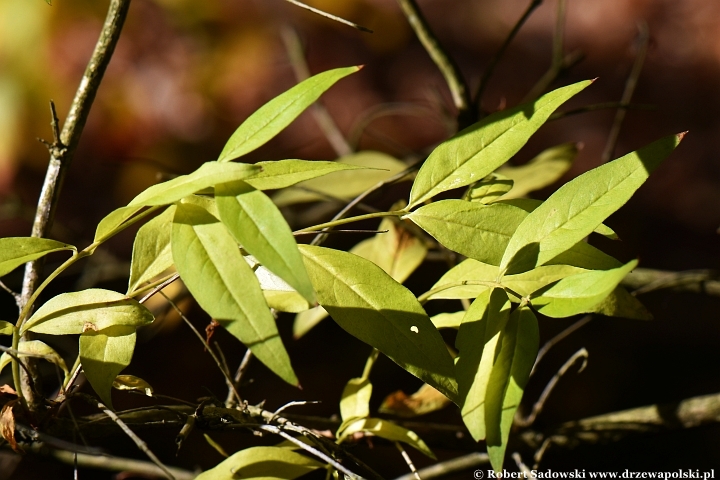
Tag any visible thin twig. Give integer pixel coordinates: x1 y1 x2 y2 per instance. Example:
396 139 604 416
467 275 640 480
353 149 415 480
0 280 21 307
532 315 592 376
225 349 254 407
392 452 489 480
281 26 353 156
517 348 588 428
294 229 389 236
348 103 446 150
622 268 720 296
283 0 372 32
474 0 543 110
601 21 649 163
396 442 422 480
271 400 320 421
512 452 533 477
137 272 180 304
395 0 472 126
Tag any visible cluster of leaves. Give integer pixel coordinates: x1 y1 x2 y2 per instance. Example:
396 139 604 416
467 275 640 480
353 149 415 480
0 65 680 475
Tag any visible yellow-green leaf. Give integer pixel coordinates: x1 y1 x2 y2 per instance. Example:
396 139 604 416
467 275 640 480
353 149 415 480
339 377 372 428
0 321 14 336
0 340 69 378
0 238 75 277
426 259 499 300
293 306 328 339
339 417 435 459
127 206 175 294
498 142 578 199
245 160 369 191
94 205 144 243
195 446 323 480
80 325 136 409
430 311 465 329
591 286 653 320
263 291 310 313
545 240 622 270
112 375 153 397
467 173 513 204
502 264 587 297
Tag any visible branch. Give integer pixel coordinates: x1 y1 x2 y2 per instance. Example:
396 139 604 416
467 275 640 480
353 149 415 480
392 452 489 480
621 268 720 297
283 0 372 33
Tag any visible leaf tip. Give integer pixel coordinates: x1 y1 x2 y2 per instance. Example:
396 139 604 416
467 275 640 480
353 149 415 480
590 77 599 84
677 131 689 142
357 64 366 71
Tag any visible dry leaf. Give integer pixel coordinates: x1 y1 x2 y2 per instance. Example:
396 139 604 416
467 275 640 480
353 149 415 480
0 385 16 395
379 383 452 418
0 400 21 452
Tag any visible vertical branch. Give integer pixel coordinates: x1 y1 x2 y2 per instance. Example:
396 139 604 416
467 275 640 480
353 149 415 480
395 0 473 127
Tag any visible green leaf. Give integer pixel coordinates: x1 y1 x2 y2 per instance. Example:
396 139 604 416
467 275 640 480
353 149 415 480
129 162 259 207
486 304 539 471
0 238 75 277
94 205 145 243
498 142 578 199
300 245 458 400
339 417 435 459
467 173 514 204
500 134 683 275
127 206 175 294
591 286 653 320
502 264 588 297
408 81 592 208
273 151 406 207
218 66 360 162
195 446 323 480
379 383 452 418
245 160 369 191
172 203 297 386
293 306 328 339
113 375 154 396
427 259 499 300
0 340 69 378
430 311 465 329
339 377 372 426
405 200 528 265
455 289 511 441
545 240 622 270
263 291 310 313
80 325 136 409
22 289 154 335
0 321 13 336
216 180 315 303
350 217 427 284
531 260 638 318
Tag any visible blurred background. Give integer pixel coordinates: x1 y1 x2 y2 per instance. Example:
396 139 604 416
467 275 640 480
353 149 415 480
2 0 720 478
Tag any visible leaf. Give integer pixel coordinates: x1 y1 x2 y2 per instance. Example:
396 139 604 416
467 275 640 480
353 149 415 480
545 240 622 270
22 289 154 335
204 434 230 458
339 377 372 426
500 134 683 275
127 206 175 294
404 200 528 265
591 286 653 320
218 66 360 162
498 142 578 199
408 81 592 208
245 160 369 191
0 321 13 336
0 340 69 378
0 238 75 277
172 203 297 386
467 173 514 204
339 417 435 459
485 305 539 471
216 180 315 303
273 151 406 206
454 289 511 441
80 325 136 409
502 264 588 297
263 291 310 313
293 306 329 339
379 383 452 418
350 217 427 284
195 446 323 480
430 311 465 329
94 205 144 243
531 260 638 318
113 375 154 396
0 401 19 452
129 162 260 207
300 245 458 400
427 259 499 300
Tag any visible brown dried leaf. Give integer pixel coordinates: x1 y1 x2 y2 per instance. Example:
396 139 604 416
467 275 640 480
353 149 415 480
0 384 16 395
379 383 452 418
0 400 21 452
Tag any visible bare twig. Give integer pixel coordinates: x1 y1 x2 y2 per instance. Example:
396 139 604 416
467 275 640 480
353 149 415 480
622 268 720 297
532 315 592 376
601 21 649 163
225 349 254 407
294 229 389 236
137 272 181 304
392 452 489 480
283 0 372 32
348 103 447 150
0 280 21 308
396 442 422 480
513 452 533 477
281 26 353 156
395 0 472 126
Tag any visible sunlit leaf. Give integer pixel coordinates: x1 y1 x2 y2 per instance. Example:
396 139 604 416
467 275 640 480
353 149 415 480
339 377 372 430
485 305 539 471
545 240 622 270
339 417 435 459
531 260 638 318
430 311 464 329
218 66 360 162
0 321 13 336
129 162 259 207
467 173 514 204
379 383 452 418
502 264 587 297
405 200 528 265
427 258 499 300
300 245 458 400
498 142 578 199
172 203 297 386
22 289 154 335
245 160 369 191
408 81 592 207
273 151 406 207
194 445 323 480
591 286 653 320
263 291 310 313
0 340 68 378
80 325 136 409
500 134 683 275
455 289 511 441
127 206 175 294
293 306 329 339
217 180 315 303
0 238 75 277
94 205 144 243
113 375 154 397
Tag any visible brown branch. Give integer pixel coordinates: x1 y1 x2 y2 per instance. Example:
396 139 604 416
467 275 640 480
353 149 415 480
283 0 372 32
621 268 720 296
392 452 489 480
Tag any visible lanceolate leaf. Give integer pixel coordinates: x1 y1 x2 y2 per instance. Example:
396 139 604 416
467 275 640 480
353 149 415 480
127 206 175 294
293 306 329 339
405 200 528 265
113 375 154 396
129 162 259 207
80 325 136 409
430 311 465 329
0 321 12 336
22 289 154 335
0 340 69 378
299 245 458 400
500 134 683 275
591 286 653 320
245 160 369 190
216 180 315 303
339 417 435 459
455 289 511 441
467 174 513 204
0 238 75 277
379 383 452 418
172 203 297 386
94 205 144 243
502 265 587 297
545 240 622 270
531 260 638 318
339 377 372 425
485 305 539 471
408 81 592 207
498 142 578 199
427 258 499 300
194 446 323 480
